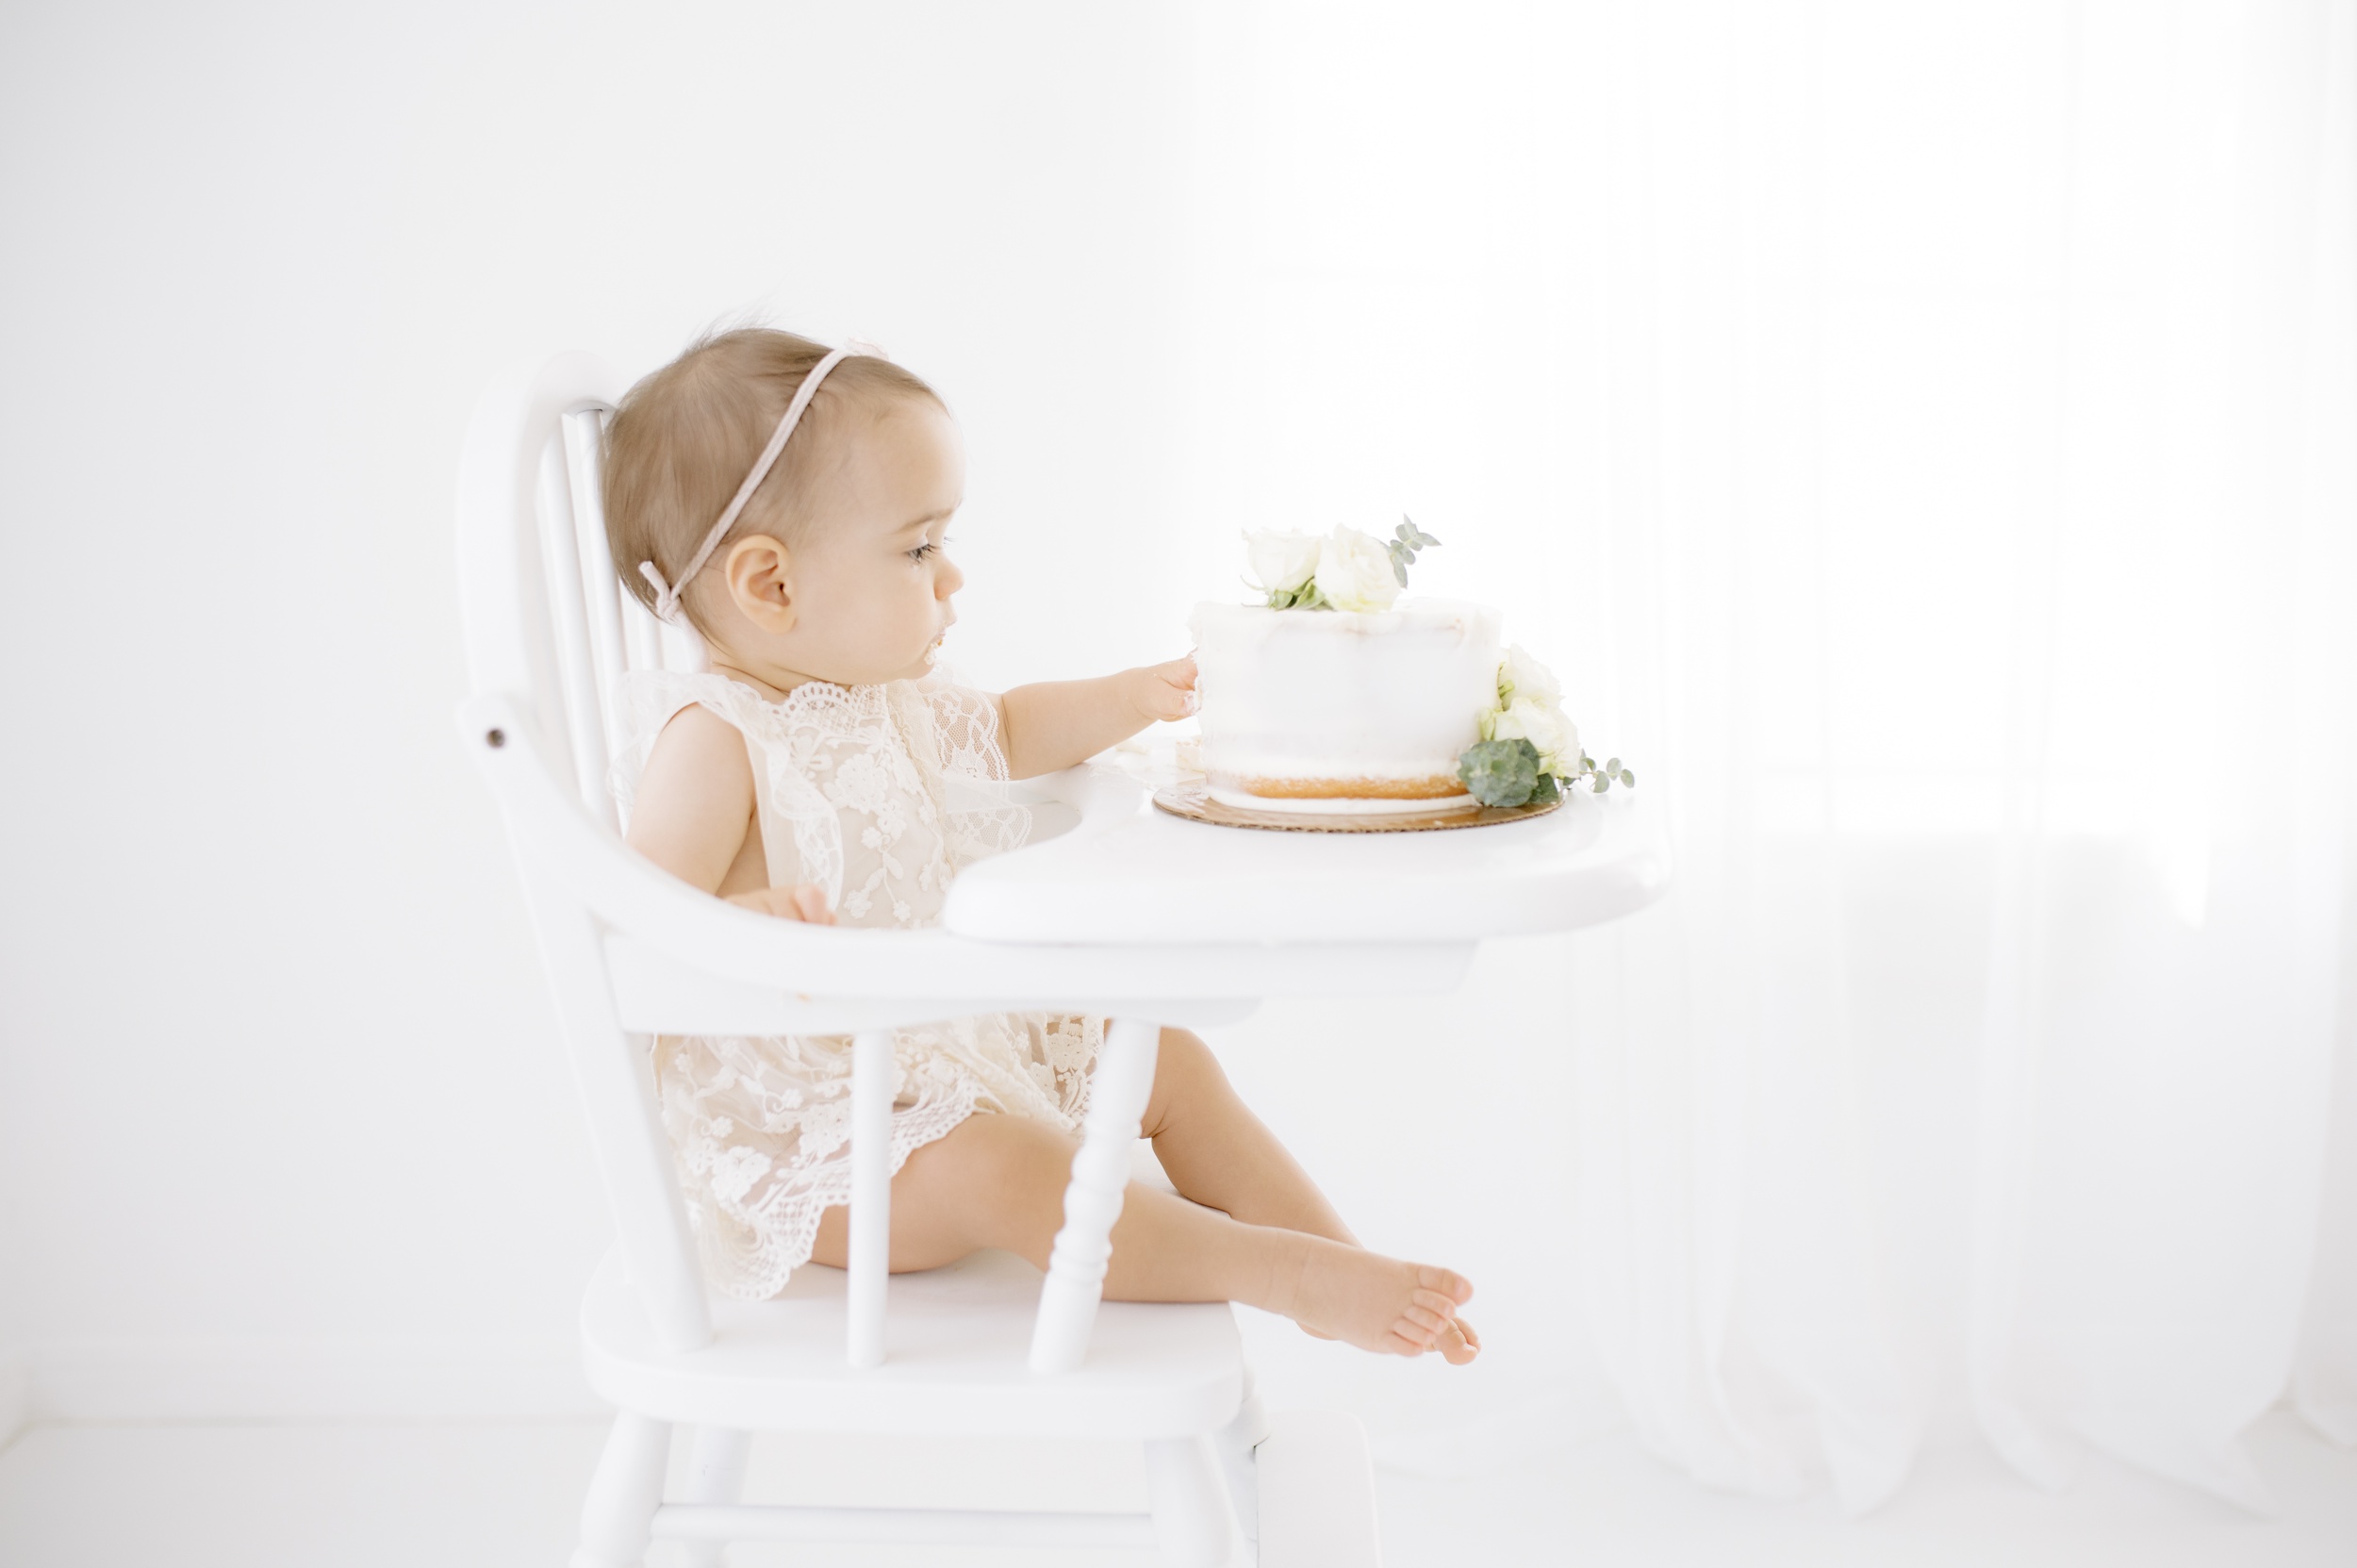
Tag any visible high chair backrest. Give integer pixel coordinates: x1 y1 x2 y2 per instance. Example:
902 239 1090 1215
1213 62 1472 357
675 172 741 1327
455 352 722 1351
460 353 707 822
454 353 1178 1377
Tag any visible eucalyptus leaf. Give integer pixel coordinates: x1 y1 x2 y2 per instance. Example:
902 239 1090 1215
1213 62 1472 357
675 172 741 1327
1458 737 1541 807
1530 770 1562 804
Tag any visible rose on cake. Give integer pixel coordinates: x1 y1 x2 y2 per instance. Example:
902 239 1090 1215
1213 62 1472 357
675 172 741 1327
1244 529 1324 606
1242 519 1441 611
1458 643 1636 807
1313 527 1404 612
1497 643 1562 709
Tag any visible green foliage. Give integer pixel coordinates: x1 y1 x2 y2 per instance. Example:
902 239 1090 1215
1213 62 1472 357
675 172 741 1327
1459 737 1543 807
1262 580 1329 611
1388 517 1442 587
1569 750 1638 795
1461 738 1640 805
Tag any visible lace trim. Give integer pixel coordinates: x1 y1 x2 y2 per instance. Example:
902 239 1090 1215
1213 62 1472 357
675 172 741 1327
657 1014 1101 1299
663 1032 982 1302
611 671 1030 917
610 668 1094 1300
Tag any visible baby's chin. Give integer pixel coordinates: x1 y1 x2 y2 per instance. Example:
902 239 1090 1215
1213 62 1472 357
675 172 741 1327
887 636 947 683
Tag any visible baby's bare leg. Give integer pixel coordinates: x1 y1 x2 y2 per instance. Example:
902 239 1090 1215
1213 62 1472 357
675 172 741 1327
811 1114 1471 1357
1142 1029 1481 1364
1141 1029 1360 1243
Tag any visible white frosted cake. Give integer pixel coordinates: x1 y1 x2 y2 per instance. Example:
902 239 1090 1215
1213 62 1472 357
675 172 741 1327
1189 598 1505 815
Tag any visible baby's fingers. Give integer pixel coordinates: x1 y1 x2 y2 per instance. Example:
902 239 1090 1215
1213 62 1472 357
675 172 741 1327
1127 659 1197 721
1147 655 1200 718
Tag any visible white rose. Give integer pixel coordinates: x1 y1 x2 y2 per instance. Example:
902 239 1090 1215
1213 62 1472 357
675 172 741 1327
1244 529 1323 597
1312 526 1402 613
1498 643 1562 708
1487 696 1579 777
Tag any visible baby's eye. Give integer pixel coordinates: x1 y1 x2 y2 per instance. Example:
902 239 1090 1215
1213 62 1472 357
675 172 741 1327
908 541 939 563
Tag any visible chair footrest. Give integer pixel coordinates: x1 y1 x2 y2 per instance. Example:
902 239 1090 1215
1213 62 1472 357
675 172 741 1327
651 1501 1156 1550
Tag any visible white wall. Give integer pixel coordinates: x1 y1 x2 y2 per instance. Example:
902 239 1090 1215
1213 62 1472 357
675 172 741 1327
0 0 1614 1439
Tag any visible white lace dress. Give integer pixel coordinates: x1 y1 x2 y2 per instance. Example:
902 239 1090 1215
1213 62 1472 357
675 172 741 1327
611 670 1101 1301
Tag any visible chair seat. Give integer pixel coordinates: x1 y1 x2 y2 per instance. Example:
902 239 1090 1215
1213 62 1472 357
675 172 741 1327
579 1247 1245 1441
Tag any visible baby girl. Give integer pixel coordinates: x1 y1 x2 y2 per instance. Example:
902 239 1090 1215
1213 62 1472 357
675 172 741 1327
602 328 1476 1364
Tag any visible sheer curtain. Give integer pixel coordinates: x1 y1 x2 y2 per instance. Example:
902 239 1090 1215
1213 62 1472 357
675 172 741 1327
1179 0 2355 1512
1970 0 2357 1510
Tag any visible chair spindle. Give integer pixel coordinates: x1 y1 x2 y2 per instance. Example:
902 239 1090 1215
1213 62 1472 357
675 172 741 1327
535 435 617 826
847 1028 896 1367
561 407 630 767
1029 1015 1162 1372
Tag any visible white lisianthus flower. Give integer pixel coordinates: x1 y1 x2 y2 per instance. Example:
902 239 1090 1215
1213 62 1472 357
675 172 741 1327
1487 696 1580 777
1243 529 1323 597
1498 643 1563 708
1312 526 1403 613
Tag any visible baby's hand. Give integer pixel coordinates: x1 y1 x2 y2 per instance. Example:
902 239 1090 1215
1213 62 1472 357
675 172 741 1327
726 883 836 924
1127 654 1199 723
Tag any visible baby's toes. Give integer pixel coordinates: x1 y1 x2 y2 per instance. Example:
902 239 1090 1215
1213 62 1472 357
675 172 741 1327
1383 1322 1439 1356
1399 1301 1450 1340
1409 1288 1463 1324
1438 1318 1482 1366
1415 1265 1475 1306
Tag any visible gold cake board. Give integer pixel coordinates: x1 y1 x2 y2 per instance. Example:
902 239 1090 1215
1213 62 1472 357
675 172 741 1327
1152 780 1561 834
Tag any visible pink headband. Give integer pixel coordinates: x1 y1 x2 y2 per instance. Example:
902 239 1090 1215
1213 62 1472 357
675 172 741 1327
636 338 883 624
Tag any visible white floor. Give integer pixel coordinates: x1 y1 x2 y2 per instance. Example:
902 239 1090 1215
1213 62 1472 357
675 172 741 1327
0 1409 2350 1567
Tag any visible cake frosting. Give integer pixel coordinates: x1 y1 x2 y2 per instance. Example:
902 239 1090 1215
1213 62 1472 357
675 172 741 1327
1188 598 1504 815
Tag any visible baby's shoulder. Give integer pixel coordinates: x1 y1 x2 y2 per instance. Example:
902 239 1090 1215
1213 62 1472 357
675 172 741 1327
648 696 747 760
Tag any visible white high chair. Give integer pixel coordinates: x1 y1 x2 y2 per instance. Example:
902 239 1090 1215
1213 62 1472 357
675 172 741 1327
454 353 1668 1567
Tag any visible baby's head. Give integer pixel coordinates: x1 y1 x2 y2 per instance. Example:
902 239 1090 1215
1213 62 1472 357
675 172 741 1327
603 327 965 687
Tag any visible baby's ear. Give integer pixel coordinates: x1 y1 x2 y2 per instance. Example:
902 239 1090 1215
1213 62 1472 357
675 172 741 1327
721 534 797 631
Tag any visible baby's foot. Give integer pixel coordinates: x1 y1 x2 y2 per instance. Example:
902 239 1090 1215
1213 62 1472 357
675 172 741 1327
1283 1237 1473 1357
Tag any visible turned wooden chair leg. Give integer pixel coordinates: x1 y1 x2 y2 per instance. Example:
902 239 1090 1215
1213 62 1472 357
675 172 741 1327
571 1412 670 1568
1212 1362 1271 1546
1030 1015 1162 1372
677 1426 751 1568
1146 1432 1247 1568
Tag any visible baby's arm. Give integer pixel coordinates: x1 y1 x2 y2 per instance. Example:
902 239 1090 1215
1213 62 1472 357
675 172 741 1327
627 705 833 922
995 656 1196 780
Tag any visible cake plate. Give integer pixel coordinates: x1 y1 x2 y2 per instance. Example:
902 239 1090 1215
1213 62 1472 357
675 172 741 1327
1151 779 1561 834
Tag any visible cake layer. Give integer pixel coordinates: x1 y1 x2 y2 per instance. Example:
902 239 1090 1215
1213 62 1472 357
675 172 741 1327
1189 599 1503 816
1206 784 1480 817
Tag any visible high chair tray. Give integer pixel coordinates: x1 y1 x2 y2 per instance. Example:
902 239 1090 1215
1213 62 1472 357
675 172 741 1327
945 766 1667 946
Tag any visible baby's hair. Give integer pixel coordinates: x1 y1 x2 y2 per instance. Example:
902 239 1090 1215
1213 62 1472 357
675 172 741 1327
602 326 944 635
